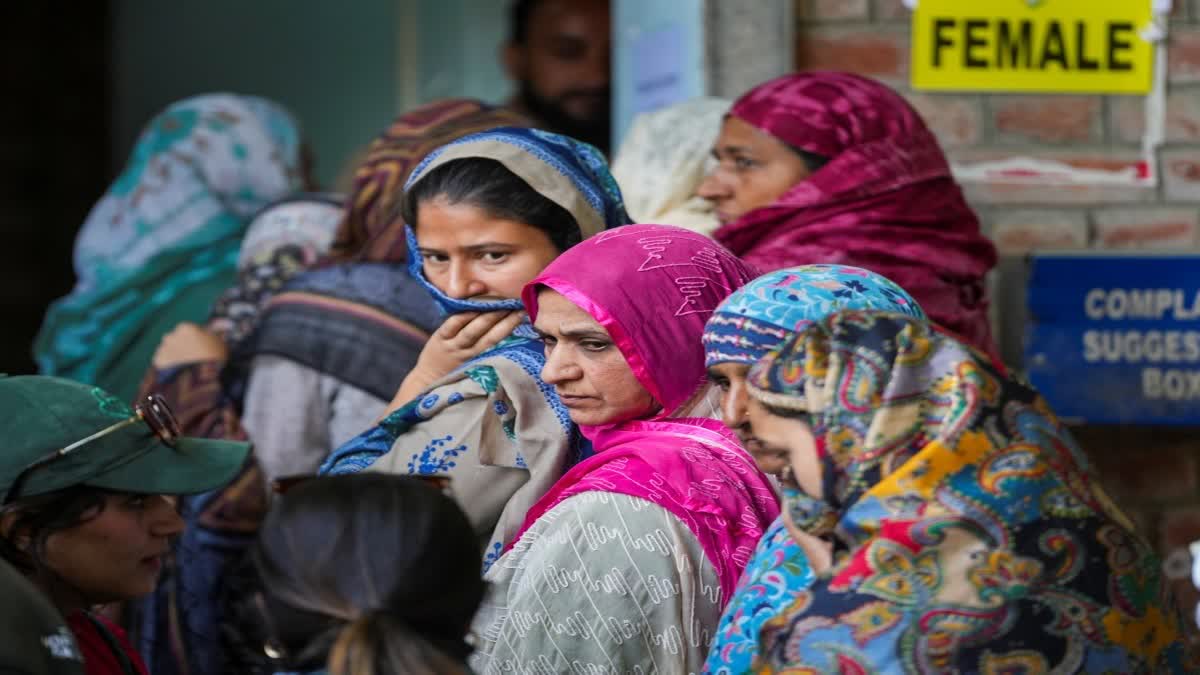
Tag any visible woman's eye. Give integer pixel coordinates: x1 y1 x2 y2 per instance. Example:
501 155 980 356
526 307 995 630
480 251 509 263
422 253 448 264
712 378 730 391
734 157 758 171
539 336 557 348
581 341 609 352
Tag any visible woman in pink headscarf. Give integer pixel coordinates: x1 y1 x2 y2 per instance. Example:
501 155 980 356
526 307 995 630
697 71 1000 360
469 225 778 674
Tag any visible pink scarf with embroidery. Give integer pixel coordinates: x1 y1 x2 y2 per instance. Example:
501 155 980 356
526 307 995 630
514 224 778 601
714 72 1000 361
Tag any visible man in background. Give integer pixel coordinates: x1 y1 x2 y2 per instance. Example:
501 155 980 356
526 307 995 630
503 0 612 154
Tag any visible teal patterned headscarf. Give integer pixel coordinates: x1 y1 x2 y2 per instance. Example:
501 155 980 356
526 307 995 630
35 94 303 401
702 264 925 367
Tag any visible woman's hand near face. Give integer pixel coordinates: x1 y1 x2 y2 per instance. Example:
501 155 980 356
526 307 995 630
152 323 228 370
385 310 525 416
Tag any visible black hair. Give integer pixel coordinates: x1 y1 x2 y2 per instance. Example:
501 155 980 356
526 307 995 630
250 474 484 675
399 157 582 252
787 145 831 174
0 486 109 575
509 0 546 45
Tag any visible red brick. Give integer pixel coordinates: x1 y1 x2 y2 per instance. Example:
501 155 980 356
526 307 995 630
1088 433 1200 503
797 0 869 22
990 96 1103 144
1171 27 1200 84
1171 0 1192 23
1163 146 1200 201
1109 96 1145 144
1109 87 1200 144
988 209 1089 253
795 27 910 83
1092 207 1200 249
905 93 983 147
871 0 910 21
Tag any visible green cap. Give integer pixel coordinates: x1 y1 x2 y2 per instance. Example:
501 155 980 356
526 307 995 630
0 376 251 501
0 559 85 674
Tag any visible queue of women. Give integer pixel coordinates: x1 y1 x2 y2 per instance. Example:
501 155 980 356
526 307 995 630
4 72 1193 675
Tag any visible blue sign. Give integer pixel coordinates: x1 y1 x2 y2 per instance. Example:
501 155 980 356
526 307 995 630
1025 253 1200 425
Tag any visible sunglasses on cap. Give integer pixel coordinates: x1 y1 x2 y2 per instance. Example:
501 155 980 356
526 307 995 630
2 394 181 505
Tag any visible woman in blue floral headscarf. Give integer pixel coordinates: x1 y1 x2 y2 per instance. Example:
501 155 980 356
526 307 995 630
320 127 629 567
744 311 1192 673
700 264 925 674
34 94 304 401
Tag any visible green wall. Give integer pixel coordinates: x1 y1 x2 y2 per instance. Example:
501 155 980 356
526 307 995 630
410 0 510 107
111 0 401 188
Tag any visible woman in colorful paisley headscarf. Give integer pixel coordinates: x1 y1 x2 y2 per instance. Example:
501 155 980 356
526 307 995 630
320 127 632 569
470 224 775 673
34 94 304 401
743 311 1192 673
700 264 925 674
697 71 1000 361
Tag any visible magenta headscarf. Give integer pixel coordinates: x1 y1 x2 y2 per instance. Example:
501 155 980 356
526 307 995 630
515 225 778 601
714 71 1000 361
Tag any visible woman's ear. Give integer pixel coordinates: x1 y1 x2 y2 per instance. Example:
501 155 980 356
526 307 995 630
0 511 31 551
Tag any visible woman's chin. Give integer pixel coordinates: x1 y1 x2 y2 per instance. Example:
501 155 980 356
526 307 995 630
566 409 610 427
567 405 658 428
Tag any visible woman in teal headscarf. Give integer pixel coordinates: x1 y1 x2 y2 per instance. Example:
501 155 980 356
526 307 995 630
35 94 304 401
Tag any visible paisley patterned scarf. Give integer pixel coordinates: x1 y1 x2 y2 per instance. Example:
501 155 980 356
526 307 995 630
745 311 1191 673
701 265 923 674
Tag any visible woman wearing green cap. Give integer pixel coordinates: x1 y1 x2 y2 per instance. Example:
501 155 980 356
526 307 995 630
0 376 251 675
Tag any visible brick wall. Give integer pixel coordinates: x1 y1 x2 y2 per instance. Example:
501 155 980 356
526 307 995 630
796 0 1200 626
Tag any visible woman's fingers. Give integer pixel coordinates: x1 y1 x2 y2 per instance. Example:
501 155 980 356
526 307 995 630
435 312 480 339
474 311 526 350
452 311 521 348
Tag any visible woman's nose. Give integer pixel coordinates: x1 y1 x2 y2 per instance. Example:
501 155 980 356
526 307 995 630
445 261 486 299
719 384 748 431
540 345 581 385
696 170 730 201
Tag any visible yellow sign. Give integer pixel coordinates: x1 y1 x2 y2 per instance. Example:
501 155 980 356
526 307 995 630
912 0 1156 94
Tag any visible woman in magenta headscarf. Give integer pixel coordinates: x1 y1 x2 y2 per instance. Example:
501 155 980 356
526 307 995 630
470 225 778 673
697 71 1000 361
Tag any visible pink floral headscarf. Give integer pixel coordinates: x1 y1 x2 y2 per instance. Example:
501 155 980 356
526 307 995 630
514 225 778 601
714 71 1000 362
